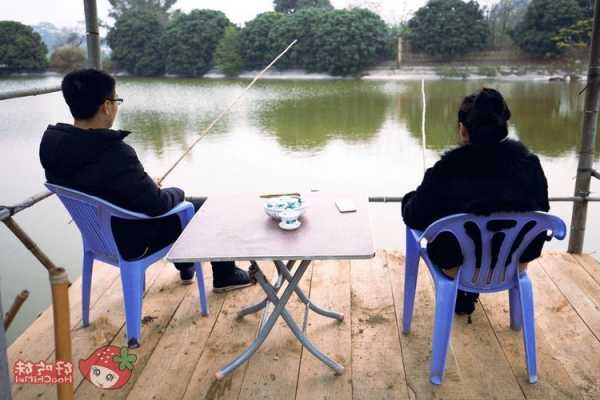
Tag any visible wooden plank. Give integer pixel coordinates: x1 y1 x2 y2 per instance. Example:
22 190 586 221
126 266 224 400
237 262 312 400
181 263 273 400
386 251 476 400
527 259 600 399
11 262 123 399
8 262 119 366
74 264 191 399
11 261 166 400
295 260 352 400
351 251 410 400
539 254 600 340
479 291 583 400
570 253 600 288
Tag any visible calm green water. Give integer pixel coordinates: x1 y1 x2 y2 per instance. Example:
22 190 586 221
1 76 598 344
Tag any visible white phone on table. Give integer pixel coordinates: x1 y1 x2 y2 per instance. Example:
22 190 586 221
335 199 357 213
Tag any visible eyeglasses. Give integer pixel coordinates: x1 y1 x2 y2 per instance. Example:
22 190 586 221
106 97 124 105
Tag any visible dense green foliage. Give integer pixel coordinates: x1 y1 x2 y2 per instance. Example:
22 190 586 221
161 10 231 76
0 21 48 73
107 10 166 76
273 0 333 14
487 0 528 48
512 0 583 56
553 18 593 50
108 0 177 24
215 26 243 77
239 12 286 69
50 46 86 72
261 8 387 75
406 0 489 59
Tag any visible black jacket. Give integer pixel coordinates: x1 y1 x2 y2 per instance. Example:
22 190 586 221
40 123 185 258
402 139 550 268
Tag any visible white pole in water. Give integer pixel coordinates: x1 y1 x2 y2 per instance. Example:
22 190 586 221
421 79 427 172
158 40 298 184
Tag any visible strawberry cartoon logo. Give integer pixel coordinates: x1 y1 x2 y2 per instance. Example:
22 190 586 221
79 346 136 390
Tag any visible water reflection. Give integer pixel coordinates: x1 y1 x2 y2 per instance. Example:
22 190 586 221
260 83 389 150
118 111 190 155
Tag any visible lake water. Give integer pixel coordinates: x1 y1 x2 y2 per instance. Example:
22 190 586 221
1 76 599 344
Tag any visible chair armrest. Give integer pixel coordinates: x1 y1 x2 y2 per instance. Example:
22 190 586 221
151 201 195 219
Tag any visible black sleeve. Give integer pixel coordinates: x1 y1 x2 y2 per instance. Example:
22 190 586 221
520 155 551 262
103 144 185 216
401 163 451 231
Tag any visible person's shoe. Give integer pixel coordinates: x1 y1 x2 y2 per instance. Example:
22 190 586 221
179 265 195 285
213 266 254 293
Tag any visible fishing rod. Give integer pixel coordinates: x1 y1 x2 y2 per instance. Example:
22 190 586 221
157 39 299 185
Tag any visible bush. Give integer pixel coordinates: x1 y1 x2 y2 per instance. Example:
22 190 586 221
215 26 243 77
407 0 489 59
0 21 48 73
512 0 583 57
240 12 287 70
161 9 231 76
49 46 86 73
107 10 166 76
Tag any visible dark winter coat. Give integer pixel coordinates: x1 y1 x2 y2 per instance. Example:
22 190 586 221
40 123 185 259
402 139 550 268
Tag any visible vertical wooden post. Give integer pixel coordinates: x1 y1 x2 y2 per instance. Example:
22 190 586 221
0 282 13 400
83 0 102 69
568 0 600 253
50 268 74 400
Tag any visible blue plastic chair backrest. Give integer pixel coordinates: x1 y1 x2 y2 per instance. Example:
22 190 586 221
420 212 566 291
46 183 151 263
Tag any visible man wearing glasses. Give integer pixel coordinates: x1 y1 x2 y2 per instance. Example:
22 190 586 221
39 69 253 291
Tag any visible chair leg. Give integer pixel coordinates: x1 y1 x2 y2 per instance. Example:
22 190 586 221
119 264 145 349
430 283 458 385
519 275 537 384
81 251 94 327
195 262 209 316
509 287 522 331
403 232 420 334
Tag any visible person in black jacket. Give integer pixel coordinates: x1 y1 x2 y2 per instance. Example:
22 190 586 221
402 88 550 314
40 69 253 292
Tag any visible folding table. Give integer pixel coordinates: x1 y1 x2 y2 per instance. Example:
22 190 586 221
167 192 375 379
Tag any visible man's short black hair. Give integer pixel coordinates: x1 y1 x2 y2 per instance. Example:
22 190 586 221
61 69 116 120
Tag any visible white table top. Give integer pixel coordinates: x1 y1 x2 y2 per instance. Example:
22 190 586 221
167 192 375 263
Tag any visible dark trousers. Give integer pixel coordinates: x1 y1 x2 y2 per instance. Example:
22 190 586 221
113 197 235 274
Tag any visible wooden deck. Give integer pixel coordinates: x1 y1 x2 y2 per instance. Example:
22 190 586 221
7 251 600 400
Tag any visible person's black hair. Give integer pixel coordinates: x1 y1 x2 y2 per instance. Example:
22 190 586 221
61 69 116 120
457 88 511 145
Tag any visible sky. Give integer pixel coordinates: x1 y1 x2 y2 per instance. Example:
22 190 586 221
0 0 499 29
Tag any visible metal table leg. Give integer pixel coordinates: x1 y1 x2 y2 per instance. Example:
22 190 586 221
236 260 295 319
216 260 309 379
273 260 344 321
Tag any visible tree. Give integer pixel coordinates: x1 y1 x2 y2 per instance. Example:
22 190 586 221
406 0 489 59
312 9 388 75
50 46 86 72
240 12 286 69
108 0 177 24
274 0 333 14
512 0 583 56
553 18 593 49
0 21 48 73
161 10 231 76
487 0 528 48
215 26 243 77
107 10 166 76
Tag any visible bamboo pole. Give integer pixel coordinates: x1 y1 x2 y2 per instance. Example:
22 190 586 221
0 86 61 101
83 0 101 70
0 283 12 400
568 0 600 253
2 218 60 273
4 290 29 330
50 268 74 400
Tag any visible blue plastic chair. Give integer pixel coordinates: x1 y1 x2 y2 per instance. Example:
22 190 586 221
46 183 208 348
403 212 566 385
